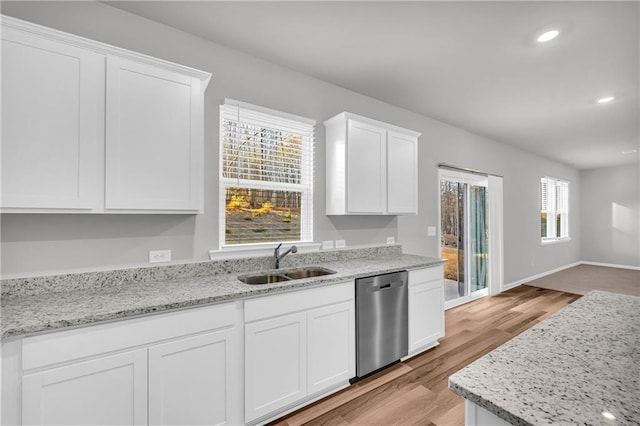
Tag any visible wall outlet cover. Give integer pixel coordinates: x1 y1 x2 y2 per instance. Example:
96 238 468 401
322 240 334 250
427 226 437 237
335 240 346 249
149 249 171 263
386 236 395 244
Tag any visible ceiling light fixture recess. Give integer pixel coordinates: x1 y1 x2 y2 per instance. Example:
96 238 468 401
597 96 615 104
537 30 559 43
621 149 638 155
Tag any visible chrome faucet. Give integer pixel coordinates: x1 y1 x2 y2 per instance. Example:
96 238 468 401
274 243 297 269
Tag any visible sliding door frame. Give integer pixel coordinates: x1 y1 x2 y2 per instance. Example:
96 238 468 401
439 168 491 310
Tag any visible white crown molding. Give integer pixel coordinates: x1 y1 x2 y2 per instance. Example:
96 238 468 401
1 14 212 90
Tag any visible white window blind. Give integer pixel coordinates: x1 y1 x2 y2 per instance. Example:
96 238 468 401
540 176 570 243
219 101 315 247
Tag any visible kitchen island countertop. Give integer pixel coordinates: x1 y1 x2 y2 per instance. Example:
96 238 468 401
449 290 640 425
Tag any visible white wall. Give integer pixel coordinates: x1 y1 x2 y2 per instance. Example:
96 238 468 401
580 164 640 267
0 1 581 283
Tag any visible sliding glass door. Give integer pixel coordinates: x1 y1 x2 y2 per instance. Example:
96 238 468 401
440 169 489 307
470 185 488 293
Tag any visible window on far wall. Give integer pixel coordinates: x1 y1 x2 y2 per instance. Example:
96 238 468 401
540 176 570 243
219 100 315 247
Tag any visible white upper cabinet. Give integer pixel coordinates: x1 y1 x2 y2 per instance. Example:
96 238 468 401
345 120 387 214
387 131 418 214
105 57 203 211
0 16 210 214
1 26 103 211
325 112 420 215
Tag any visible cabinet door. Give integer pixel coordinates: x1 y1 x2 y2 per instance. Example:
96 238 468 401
408 280 444 354
105 56 203 212
22 349 147 425
307 301 355 395
1 28 103 210
387 131 418 214
149 329 241 426
245 312 307 422
346 120 387 214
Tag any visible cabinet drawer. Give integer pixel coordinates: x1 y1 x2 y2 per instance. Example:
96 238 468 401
244 281 353 323
23 302 238 371
409 266 442 286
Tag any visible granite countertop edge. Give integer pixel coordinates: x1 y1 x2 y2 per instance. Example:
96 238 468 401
447 290 640 426
2 254 445 339
448 380 532 426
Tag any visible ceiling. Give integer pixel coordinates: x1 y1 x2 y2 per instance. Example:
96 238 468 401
105 1 639 170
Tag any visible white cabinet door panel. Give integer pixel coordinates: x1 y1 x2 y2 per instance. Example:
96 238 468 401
22 349 147 425
307 301 355 395
245 312 307 422
149 329 240 426
408 280 444 353
1 28 102 210
325 113 420 215
105 56 202 211
346 120 386 214
387 131 418 214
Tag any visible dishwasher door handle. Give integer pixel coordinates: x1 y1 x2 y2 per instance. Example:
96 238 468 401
368 281 405 292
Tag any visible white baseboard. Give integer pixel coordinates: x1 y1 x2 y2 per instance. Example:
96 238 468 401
580 261 640 271
502 261 582 291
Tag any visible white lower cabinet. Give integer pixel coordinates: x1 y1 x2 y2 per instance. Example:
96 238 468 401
148 328 241 426
244 282 355 424
7 283 358 425
245 312 308 421
22 349 148 426
307 302 355 394
10 302 241 426
408 266 445 355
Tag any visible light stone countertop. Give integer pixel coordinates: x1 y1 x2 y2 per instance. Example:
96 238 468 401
449 290 640 426
1 249 444 339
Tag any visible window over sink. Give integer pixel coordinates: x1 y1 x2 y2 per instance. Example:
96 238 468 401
219 100 315 247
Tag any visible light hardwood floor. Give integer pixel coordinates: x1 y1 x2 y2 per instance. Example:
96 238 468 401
269 285 581 426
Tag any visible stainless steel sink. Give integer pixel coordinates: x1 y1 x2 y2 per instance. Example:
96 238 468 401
238 273 291 285
280 267 336 280
238 266 337 285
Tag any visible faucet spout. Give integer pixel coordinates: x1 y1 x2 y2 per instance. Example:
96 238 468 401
274 243 298 269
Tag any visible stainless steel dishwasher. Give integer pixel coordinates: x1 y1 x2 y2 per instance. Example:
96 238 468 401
355 270 408 378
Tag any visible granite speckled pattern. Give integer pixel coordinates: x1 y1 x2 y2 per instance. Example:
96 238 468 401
1 246 444 338
449 290 640 426
1 245 403 298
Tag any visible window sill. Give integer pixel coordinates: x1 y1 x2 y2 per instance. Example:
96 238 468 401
209 242 321 260
541 237 571 246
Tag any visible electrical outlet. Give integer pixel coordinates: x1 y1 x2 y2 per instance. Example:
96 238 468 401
149 249 171 263
427 226 437 237
335 239 346 249
322 240 334 250
386 236 395 244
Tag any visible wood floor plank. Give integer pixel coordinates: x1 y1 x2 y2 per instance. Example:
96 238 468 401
276 364 415 426
269 285 580 426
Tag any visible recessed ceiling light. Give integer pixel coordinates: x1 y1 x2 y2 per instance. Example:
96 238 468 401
537 30 560 43
621 149 638 155
597 96 615 104
601 411 616 421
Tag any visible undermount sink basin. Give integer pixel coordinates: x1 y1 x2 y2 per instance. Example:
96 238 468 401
238 266 337 285
238 273 291 285
280 267 336 280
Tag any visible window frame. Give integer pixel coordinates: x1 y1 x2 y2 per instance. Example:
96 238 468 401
218 99 315 250
540 176 570 245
